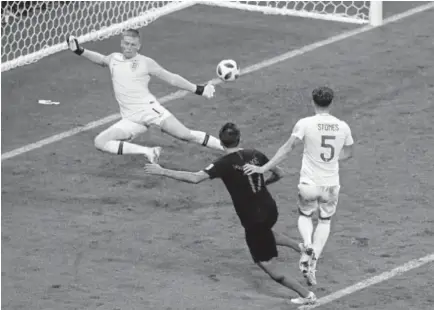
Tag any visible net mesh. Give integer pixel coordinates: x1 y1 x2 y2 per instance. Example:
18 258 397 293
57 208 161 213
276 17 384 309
203 1 370 23
1 1 372 72
1 1 196 71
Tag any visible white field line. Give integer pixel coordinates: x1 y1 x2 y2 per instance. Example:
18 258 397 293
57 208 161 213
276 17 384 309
299 253 434 309
230 253 433 307
2 2 434 162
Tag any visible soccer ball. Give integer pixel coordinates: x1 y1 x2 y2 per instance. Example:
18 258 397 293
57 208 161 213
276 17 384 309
216 59 240 82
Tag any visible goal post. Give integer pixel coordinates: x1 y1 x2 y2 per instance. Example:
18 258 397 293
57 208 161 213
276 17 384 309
369 1 383 26
1 1 383 73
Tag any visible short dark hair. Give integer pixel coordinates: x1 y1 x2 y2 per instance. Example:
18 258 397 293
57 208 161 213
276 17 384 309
219 122 241 148
312 86 334 107
122 28 140 39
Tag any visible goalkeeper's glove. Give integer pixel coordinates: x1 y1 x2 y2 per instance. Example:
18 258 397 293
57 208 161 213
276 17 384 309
195 83 215 99
66 35 84 56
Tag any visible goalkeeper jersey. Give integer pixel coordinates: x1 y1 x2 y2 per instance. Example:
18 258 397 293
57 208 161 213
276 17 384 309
105 53 158 118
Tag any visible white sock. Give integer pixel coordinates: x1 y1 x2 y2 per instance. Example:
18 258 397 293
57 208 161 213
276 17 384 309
190 130 224 151
103 141 153 158
298 215 314 247
312 220 331 259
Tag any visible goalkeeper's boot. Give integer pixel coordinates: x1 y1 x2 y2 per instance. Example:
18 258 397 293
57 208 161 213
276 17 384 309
290 291 317 305
149 147 162 164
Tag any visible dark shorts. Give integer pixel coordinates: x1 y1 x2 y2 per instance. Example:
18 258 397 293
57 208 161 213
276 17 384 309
244 211 278 263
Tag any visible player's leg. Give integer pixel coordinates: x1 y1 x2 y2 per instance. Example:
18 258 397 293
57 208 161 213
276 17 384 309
274 232 302 253
297 183 320 277
260 208 301 253
159 114 224 151
257 261 316 305
245 226 316 305
94 119 160 163
309 186 340 283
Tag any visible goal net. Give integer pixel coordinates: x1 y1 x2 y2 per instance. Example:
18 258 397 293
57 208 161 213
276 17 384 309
1 1 382 72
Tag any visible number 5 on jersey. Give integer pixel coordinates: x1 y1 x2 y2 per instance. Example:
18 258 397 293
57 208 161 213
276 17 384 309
320 135 335 162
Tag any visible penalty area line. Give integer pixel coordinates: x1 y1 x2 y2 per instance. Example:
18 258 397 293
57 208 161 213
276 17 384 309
2 2 434 161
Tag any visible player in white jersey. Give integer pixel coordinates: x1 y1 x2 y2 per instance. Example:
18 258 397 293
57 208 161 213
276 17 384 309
66 29 224 163
243 87 354 286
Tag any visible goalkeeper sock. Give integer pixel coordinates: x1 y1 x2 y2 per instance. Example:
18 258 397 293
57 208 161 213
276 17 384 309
190 131 224 151
103 141 154 158
298 215 314 247
312 220 331 260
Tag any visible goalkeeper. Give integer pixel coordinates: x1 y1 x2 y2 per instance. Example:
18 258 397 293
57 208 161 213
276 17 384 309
67 29 223 163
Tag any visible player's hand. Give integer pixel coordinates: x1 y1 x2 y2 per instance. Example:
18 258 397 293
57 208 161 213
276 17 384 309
243 164 264 175
144 163 163 175
202 83 215 99
195 83 215 98
66 35 84 55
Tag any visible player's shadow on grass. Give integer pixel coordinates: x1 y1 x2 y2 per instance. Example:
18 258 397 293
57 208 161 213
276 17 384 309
149 196 206 212
90 161 164 189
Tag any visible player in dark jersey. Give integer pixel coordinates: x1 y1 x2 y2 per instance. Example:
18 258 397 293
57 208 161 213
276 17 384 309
143 122 316 305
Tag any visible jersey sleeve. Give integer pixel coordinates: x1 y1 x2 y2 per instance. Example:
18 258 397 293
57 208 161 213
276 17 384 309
103 53 114 67
343 122 354 146
291 118 306 140
203 157 227 179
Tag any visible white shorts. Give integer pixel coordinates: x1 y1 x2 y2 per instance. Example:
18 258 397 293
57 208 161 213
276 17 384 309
297 183 340 219
102 102 172 142
126 102 172 127
109 118 148 141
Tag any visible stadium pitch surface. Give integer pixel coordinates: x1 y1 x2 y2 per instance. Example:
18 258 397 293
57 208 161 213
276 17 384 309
2 2 433 309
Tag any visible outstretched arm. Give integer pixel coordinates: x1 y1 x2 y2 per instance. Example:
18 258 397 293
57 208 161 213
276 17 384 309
66 36 109 67
262 136 302 173
244 136 302 175
144 164 210 184
81 50 109 67
147 58 215 98
264 166 284 186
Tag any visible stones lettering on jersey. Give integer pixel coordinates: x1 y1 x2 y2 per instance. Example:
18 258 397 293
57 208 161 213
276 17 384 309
317 124 339 131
